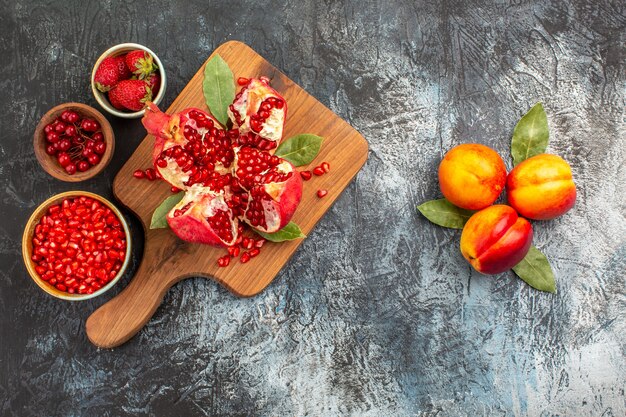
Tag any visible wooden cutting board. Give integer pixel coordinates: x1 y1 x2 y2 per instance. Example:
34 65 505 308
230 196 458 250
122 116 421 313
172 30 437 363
86 41 368 348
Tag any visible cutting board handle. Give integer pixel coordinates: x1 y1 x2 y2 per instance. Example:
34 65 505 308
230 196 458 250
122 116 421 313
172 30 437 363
86 233 179 348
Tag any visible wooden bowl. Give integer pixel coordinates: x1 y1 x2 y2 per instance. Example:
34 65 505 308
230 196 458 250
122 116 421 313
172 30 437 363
22 191 132 301
33 103 115 182
91 43 167 119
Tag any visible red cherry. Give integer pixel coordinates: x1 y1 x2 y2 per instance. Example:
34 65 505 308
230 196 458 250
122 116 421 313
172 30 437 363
65 163 77 175
45 144 56 155
87 154 100 166
57 139 71 152
77 161 90 172
57 153 71 167
92 132 104 142
94 142 106 155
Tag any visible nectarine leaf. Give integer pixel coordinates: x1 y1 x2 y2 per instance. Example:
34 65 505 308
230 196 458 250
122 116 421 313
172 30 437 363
511 102 549 166
203 54 235 127
417 199 475 229
254 221 306 242
150 192 185 229
275 134 324 166
512 245 556 293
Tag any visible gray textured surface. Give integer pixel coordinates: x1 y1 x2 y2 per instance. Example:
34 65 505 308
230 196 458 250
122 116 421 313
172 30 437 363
1 0 625 416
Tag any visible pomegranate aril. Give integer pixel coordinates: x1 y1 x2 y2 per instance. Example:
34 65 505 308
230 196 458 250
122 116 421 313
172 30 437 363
300 171 312 181
237 77 250 86
249 248 260 258
313 166 325 176
317 189 328 198
145 168 157 180
133 169 145 179
217 255 230 267
321 162 330 173
240 252 250 263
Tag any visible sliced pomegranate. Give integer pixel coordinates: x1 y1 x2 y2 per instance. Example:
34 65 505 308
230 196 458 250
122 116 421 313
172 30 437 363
227 78 287 151
166 188 239 247
234 146 302 233
142 103 234 191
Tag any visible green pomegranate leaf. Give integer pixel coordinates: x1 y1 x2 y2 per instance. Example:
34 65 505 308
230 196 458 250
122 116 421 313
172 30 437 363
150 192 185 229
512 245 557 293
417 199 476 229
203 54 235 127
511 102 549 166
275 134 324 166
254 222 306 242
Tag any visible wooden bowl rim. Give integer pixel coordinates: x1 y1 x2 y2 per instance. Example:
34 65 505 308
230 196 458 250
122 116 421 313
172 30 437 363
33 103 115 182
22 191 132 301
90 43 167 119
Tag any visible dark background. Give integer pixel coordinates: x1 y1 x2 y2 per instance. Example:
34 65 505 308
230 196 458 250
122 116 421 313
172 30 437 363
1 1 624 416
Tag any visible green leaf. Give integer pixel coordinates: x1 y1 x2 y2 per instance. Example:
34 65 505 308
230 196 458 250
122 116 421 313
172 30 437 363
417 199 476 229
274 134 324 166
202 54 235 126
150 192 185 229
254 222 306 242
511 102 549 166
512 246 557 293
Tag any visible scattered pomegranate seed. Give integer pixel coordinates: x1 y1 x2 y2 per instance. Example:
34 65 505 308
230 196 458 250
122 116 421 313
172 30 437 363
317 189 328 198
240 252 250 263
312 166 325 176
254 238 265 248
171 187 180 193
30 196 126 295
321 162 330 173
237 77 250 86
217 255 230 267
249 248 260 258
228 246 240 257
300 171 312 181
241 237 254 250
145 168 157 181
133 169 145 179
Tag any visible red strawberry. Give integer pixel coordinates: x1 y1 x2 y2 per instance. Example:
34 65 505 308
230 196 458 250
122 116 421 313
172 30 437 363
114 55 131 79
94 56 122 92
107 89 126 110
125 50 157 79
109 79 152 111
146 72 161 95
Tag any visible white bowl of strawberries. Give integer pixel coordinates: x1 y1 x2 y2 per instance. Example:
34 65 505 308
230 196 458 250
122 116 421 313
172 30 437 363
91 43 166 119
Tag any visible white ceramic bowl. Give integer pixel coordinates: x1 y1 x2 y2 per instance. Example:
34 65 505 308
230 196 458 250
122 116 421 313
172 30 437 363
91 43 166 119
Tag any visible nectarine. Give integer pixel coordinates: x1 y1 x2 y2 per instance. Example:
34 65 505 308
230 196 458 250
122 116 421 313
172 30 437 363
460 205 533 274
438 144 506 210
507 154 576 220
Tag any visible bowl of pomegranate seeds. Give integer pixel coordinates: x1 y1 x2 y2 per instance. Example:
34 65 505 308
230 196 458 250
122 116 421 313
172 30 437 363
33 102 114 182
91 43 166 118
22 192 131 300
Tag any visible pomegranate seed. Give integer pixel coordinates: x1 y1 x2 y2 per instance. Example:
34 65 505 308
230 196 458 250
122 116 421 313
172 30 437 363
321 162 330 173
133 169 145 179
249 248 260 258
254 238 265 248
317 189 328 198
240 252 250 263
228 246 240 257
300 171 312 181
171 187 180 193
313 166 325 176
237 77 250 86
217 255 230 267
145 168 157 180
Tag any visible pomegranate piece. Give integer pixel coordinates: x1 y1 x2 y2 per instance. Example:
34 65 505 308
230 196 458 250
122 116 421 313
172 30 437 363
143 103 232 191
166 189 239 247
234 147 303 233
227 78 287 150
